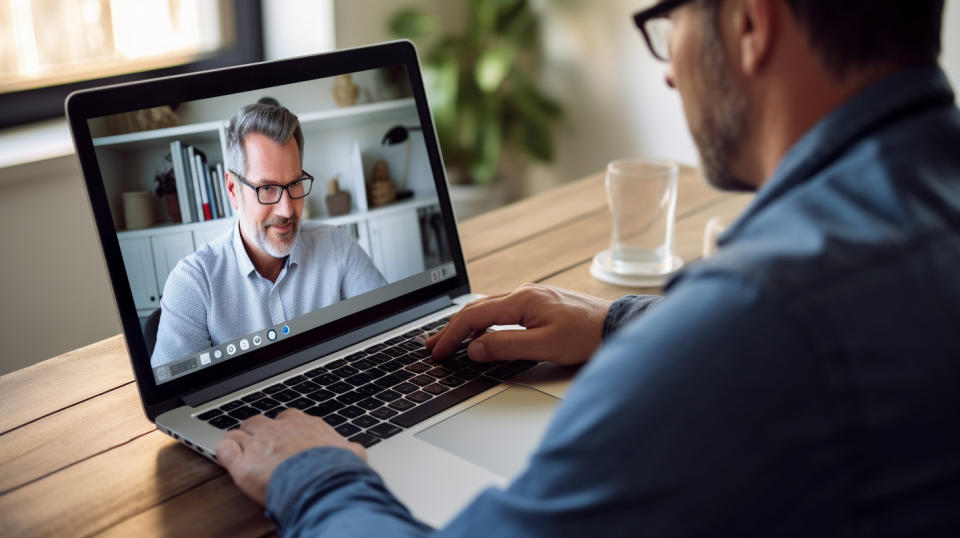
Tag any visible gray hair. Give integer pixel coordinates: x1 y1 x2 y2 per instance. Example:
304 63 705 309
224 103 304 178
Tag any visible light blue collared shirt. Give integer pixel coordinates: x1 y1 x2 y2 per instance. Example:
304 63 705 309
265 66 960 536
152 221 386 367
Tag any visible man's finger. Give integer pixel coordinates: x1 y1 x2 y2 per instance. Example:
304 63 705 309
238 413 273 434
424 293 508 349
429 296 526 359
468 327 549 363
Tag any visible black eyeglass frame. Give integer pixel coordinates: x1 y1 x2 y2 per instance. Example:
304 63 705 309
633 0 696 62
230 170 315 205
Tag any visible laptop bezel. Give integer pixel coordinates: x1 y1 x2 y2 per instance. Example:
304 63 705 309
65 41 470 418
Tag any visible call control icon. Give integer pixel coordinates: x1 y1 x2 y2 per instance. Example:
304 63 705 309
226 343 237 355
267 329 277 341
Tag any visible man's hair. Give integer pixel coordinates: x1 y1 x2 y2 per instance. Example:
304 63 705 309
782 0 944 77
224 101 304 179
701 0 944 78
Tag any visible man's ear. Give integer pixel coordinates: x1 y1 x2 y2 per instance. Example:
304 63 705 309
737 0 777 75
226 172 240 210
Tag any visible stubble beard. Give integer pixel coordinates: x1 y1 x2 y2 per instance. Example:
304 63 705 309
691 10 753 192
237 191 299 259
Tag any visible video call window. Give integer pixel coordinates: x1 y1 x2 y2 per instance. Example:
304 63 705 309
87 65 456 384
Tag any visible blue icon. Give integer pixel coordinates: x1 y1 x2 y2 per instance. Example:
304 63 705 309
281 325 290 335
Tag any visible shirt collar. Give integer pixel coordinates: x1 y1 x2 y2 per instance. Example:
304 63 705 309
718 65 955 245
231 219 303 279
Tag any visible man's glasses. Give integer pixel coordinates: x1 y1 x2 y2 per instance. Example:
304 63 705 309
230 171 314 205
633 0 694 62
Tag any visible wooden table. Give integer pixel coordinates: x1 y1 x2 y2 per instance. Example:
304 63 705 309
0 167 751 536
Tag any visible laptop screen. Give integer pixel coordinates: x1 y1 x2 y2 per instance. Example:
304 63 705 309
84 62 458 386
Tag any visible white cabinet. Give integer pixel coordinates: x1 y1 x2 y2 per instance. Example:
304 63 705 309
118 237 160 311
150 232 196 297
192 220 234 250
366 210 426 283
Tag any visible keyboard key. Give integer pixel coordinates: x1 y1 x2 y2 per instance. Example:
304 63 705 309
286 397 315 410
228 406 259 420
304 366 328 378
355 385 382 397
458 367 484 380
348 432 381 448
306 388 335 402
344 352 367 362
383 347 406 358
197 409 222 421
325 359 349 370
388 398 416 411
405 362 430 373
313 373 341 386
345 372 376 386
272 389 300 403
357 397 383 411
423 383 450 395
208 415 239 429
328 381 354 394
241 392 266 403
332 365 360 378
439 376 466 388
373 373 403 389
369 422 403 439
352 415 379 429
263 383 286 394
426 366 453 378
368 352 392 364
385 335 406 345
411 374 434 386
365 343 387 353
379 359 406 372
402 329 423 338
406 391 432 404
371 406 399 420
322 414 347 426
310 400 345 415
335 424 361 437
265 406 287 419
220 400 244 412
250 397 281 411
352 358 376 370
375 389 402 402
338 406 364 419
391 377 499 429
283 375 309 386
337 391 363 405
399 341 422 352
392 382 418 394
291 380 321 394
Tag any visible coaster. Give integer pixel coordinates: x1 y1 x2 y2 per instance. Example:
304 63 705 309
589 250 684 288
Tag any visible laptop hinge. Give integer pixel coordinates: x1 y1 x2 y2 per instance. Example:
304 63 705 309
182 296 454 407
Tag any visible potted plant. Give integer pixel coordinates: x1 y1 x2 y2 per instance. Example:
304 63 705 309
154 156 182 223
389 0 563 216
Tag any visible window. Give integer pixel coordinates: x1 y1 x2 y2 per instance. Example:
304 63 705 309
0 0 262 128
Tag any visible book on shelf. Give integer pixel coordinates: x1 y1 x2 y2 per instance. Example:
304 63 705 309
169 140 196 223
186 146 208 220
196 152 219 219
215 163 233 218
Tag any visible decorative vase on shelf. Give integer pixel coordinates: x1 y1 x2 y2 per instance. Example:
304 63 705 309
325 178 351 216
332 74 359 107
165 193 182 223
123 191 155 230
367 160 397 208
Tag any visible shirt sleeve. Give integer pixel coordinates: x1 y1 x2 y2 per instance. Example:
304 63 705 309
602 294 662 339
266 273 837 537
336 230 388 299
151 259 212 367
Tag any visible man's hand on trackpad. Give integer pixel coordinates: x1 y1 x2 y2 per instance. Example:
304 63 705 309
424 284 613 366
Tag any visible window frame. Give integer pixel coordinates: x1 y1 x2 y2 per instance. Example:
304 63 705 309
0 0 263 129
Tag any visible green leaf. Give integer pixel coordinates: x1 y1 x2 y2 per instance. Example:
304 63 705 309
474 43 515 93
388 9 437 39
470 111 502 185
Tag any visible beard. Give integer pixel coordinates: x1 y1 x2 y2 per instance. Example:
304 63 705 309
256 216 299 258
690 10 753 192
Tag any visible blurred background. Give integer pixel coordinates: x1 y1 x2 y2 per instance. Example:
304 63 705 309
1 0 959 375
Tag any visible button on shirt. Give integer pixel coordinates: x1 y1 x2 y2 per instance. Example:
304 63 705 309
152 221 386 367
264 66 960 536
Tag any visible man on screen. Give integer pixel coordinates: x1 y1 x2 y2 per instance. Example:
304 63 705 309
152 103 386 367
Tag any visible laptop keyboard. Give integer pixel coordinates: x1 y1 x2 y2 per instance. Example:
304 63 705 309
196 316 537 448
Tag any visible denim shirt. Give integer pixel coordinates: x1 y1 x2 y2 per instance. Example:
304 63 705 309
265 66 960 537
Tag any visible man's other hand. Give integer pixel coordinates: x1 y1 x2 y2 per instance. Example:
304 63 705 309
425 284 613 366
216 409 366 505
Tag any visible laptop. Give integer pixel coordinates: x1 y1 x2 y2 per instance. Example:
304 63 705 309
65 40 571 526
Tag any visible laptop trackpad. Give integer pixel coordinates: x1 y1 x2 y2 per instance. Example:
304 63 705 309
414 385 560 479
